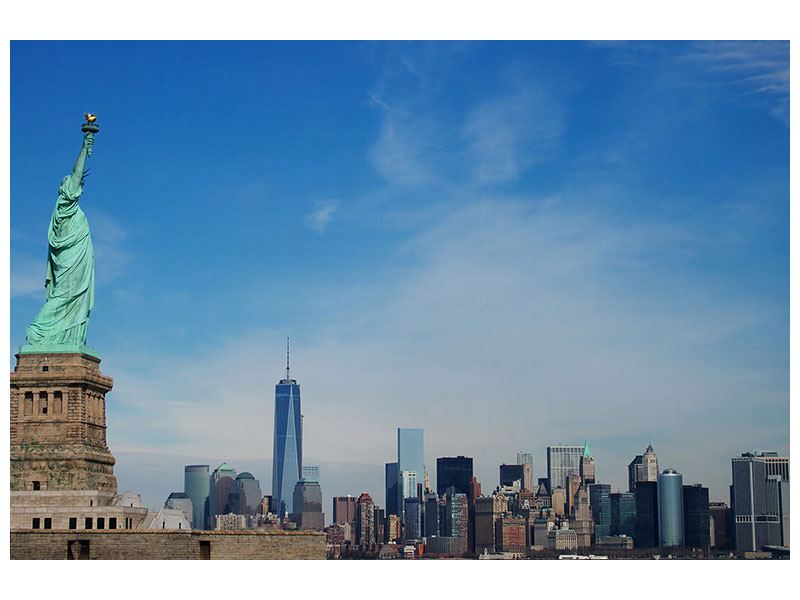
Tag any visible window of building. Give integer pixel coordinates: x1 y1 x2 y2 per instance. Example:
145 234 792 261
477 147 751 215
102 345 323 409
32 481 41 491
32 518 40 529
69 518 77 530
97 517 105 530
109 517 117 529
24 392 33 416
53 391 63 414
39 391 48 414
85 517 92 529
42 365 49 372
44 518 52 530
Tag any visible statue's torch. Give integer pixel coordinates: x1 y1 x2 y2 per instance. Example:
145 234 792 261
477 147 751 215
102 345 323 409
81 113 99 157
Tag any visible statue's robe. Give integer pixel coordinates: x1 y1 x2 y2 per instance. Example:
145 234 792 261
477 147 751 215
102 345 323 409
26 174 95 346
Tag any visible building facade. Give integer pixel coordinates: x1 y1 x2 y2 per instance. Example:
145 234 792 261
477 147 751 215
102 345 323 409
682 484 710 550
610 492 636 537
436 456 473 498
546 445 583 493
731 452 785 552
657 469 684 547
634 481 659 548
272 351 302 519
184 465 210 529
628 444 659 493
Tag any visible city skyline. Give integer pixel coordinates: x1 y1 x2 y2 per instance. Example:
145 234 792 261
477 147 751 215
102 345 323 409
9 40 789 515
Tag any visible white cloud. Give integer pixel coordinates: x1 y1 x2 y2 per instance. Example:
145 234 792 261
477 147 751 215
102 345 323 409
105 194 786 505
367 109 442 186
304 199 339 233
461 87 564 184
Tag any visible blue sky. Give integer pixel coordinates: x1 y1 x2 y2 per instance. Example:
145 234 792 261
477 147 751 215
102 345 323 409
9 41 789 513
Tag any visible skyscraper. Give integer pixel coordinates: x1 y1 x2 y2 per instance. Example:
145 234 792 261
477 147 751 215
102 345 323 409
546 445 583 493
634 481 659 548
579 440 595 486
209 463 237 519
436 456 473 497
731 451 785 552
272 339 302 518
356 493 375 548
397 428 424 496
233 472 263 514
385 462 399 516
657 469 684 547
628 444 659 493
333 495 357 525
610 492 636 537
184 464 210 529
589 484 611 540
291 477 324 530
682 484 710 550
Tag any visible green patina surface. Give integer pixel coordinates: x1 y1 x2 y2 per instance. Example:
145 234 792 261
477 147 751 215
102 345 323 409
24 121 98 355
19 343 99 358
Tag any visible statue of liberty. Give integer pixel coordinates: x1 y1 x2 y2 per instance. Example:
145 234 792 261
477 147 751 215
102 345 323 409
23 114 99 356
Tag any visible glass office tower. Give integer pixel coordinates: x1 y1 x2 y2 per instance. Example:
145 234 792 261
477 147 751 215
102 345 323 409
397 428 424 494
184 464 210 529
546 445 583 493
272 344 302 519
658 469 684 547
436 456 473 497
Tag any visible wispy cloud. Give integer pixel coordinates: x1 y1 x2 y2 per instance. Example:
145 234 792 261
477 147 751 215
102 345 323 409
679 41 789 123
462 87 564 185
367 105 443 186
105 192 786 504
304 199 339 233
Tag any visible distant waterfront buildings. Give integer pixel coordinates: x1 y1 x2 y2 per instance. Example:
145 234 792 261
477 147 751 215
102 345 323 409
332 495 357 525
731 451 788 552
356 493 375 547
233 472 262 514
682 483 710 550
164 492 193 525
634 481 659 548
609 492 635 537
657 469 684 547
436 456 473 497
292 477 324 530
589 484 611 540
184 464 210 529
385 462 399 516
628 444 659 493
272 341 302 518
546 445 583 493
210 462 237 518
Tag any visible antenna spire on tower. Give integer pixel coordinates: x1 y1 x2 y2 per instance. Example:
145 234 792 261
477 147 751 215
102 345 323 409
286 336 290 381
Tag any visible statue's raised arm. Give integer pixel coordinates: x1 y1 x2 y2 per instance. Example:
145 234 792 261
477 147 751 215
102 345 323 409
22 114 100 357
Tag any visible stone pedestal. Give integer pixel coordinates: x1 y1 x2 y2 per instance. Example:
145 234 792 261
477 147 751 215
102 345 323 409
10 352 117 493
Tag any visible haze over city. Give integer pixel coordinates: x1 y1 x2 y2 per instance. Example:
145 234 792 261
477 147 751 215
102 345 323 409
9 40 788 515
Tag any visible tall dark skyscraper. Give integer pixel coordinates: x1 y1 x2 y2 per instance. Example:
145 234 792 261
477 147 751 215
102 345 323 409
589 483 611 540
272 339 302 518
610 492 636 537
385 462 399 516
437 456 473 497
683 484 710 550
634 481 659 548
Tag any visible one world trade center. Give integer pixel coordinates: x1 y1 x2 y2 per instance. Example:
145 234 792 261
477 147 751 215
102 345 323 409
272 339 302 518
